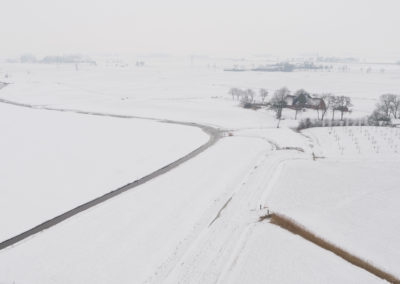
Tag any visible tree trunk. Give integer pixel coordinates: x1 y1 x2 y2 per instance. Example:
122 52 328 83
277 107 283 119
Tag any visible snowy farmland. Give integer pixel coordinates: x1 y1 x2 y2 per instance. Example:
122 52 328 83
0 101 208 242
0 61 400 283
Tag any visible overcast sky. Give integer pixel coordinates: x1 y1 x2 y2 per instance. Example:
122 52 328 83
1 0 399 58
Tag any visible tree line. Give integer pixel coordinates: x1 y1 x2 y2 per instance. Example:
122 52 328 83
229 87 353 127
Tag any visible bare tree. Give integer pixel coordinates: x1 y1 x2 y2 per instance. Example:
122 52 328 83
369 108 391 125
229 88 242 100
378 94 400 119
378 94 393 118
259 88 269 104
373 94 400 121
391 95 400 119
246 89 255 103
330 96 339 121
230 88 246 100
293 89 309 120
270 87 290 128
314 93 332 120
228 88 236 100
326 94 337 120
334 96 352 120
240 92 250 105
369 94 400 124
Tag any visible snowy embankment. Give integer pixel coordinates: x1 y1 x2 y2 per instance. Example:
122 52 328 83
0 102 208 242
260 126 400 280
0 137 270 284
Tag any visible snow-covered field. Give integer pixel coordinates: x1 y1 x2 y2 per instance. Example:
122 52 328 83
1 59 400 125
307 126 400 157
266 158 400 278
1 61 400 283
260 127 400 280
0 101 207 242
0 137 270 284
224 224 382 283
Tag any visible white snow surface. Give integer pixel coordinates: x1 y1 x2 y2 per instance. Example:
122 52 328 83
0 137 270 284
264 127 400 279
2 60 400 127
0 102 207 242
224 224 382 284
1 61 399 283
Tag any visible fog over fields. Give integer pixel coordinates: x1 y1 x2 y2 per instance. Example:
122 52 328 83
1 1 400 283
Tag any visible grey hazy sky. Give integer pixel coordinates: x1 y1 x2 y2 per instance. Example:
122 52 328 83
1 0 399 57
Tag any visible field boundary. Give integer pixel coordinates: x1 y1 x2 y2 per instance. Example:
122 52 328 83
267 213 399 283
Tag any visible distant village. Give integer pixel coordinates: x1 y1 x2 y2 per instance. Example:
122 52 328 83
224 62 332 72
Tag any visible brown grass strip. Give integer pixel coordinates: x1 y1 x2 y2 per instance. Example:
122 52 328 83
268 213 400 284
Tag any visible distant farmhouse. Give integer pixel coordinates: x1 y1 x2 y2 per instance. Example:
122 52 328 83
285 93 326 110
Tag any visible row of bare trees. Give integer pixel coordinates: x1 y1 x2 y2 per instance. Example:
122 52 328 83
229 88 269 103
236 87 353 127
321 94 353 121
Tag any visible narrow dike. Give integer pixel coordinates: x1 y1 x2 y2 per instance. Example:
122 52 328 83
266 213 399 283
0 89 223 251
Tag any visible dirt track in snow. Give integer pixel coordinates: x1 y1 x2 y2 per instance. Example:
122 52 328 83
0 87 223 251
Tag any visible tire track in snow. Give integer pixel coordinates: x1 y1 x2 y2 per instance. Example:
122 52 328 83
159 148 306 284
0 89 223 251
212 153 306 284
143 140 277 284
